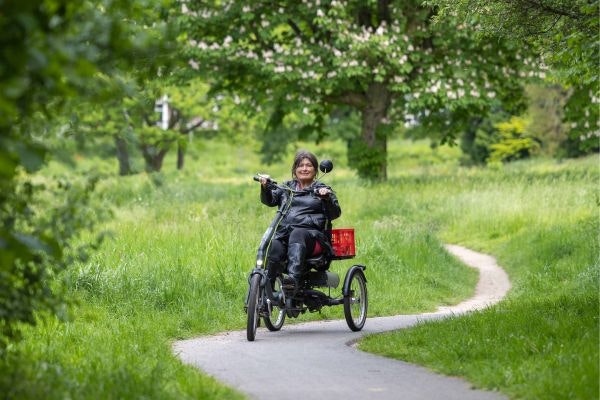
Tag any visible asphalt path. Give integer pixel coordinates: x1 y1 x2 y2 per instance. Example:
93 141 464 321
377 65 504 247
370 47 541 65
173 244 511 400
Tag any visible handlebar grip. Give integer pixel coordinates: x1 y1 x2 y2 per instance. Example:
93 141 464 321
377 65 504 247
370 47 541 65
253 174 277 185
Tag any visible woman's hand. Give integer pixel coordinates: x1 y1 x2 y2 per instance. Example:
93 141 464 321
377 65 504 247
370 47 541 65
257 174 270 187
316 187 331 197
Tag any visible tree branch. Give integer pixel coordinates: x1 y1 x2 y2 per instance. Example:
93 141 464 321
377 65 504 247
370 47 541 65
377 0 391 23
287 18 303 38
181 117 206 134
325 92 367 110
523 0 584 20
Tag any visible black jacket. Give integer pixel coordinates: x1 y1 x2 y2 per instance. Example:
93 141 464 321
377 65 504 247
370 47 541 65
260 180 341 242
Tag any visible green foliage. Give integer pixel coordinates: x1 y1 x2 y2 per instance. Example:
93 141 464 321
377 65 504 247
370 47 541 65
347 123 391 180
0 173 108 350
457 83 580 165
68 76 262 173
457 117 496 165
524 83 570 156
563 85 600 156
429 0 600 151
0 0 176 352
488 116 540 164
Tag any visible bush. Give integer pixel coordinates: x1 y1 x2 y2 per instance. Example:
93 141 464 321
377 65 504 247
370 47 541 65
487 117 540 164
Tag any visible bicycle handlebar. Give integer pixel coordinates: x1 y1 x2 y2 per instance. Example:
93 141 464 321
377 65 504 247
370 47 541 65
253 174 277 185
253 174 332 198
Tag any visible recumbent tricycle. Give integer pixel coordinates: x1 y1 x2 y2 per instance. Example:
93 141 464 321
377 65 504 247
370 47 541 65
244 160 368 341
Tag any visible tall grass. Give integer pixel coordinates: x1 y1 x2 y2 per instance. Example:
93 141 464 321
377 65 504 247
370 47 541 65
360 153 599 400
2 139 475 399
2 139 596 399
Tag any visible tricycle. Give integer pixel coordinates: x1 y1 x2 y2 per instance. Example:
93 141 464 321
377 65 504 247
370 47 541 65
244 160 367 341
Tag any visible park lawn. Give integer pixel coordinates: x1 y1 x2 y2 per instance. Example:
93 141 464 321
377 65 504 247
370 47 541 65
2 138 475 399
360 154 599 400
2 138 596 399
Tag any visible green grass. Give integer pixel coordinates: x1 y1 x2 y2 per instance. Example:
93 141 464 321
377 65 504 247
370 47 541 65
2 138 597 399
359 154 599 400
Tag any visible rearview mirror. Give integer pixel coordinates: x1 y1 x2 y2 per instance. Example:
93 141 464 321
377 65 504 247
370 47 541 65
319 160 333 173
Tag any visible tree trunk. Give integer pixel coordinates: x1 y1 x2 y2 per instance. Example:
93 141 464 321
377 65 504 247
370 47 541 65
114 135 131 176
141 145 168 172
177 143 184 170
356 83 391 180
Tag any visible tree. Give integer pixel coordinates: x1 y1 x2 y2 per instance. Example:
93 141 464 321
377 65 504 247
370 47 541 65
525 83 570 156
70 77 259 174
430 0 599 155
0 0 175 350
179 0 536 179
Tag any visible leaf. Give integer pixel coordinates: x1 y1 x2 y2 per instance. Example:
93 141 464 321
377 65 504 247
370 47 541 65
15 142 46 173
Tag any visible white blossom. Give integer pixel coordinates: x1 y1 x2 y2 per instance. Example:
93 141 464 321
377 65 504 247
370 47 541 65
188 59 199 70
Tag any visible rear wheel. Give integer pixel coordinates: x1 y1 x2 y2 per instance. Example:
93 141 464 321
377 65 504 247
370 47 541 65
246 274 261 341
263 276 286 331
344 269 367 331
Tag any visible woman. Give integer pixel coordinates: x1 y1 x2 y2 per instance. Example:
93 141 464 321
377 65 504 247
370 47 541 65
259 150 341 294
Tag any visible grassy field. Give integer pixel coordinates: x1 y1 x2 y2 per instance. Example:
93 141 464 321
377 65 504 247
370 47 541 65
361 150 599 400
3 138 598 399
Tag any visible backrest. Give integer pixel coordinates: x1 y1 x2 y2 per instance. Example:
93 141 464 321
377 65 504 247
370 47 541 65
305 219 333 271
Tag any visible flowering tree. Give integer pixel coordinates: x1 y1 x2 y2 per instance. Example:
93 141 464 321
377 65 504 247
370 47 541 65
180 0 534 179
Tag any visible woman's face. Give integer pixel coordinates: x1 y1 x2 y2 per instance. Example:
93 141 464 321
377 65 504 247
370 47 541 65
295 158 316 182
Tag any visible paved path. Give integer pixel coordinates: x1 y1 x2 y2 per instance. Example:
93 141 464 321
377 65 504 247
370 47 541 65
173 244 511 400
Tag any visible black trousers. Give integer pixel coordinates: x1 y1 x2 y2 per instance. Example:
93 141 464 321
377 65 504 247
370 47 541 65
266 228 317 279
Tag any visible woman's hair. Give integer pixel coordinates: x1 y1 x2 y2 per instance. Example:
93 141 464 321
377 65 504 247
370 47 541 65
291 150 318 179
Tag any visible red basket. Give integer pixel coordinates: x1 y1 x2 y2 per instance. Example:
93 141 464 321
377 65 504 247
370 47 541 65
331 228 355 259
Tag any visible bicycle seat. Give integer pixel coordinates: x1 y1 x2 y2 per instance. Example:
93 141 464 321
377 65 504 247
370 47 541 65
305 241 331 271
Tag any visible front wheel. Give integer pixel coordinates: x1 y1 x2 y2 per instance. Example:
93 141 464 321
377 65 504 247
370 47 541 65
246 274 261 341
263 276 286 331
343 269 368 331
